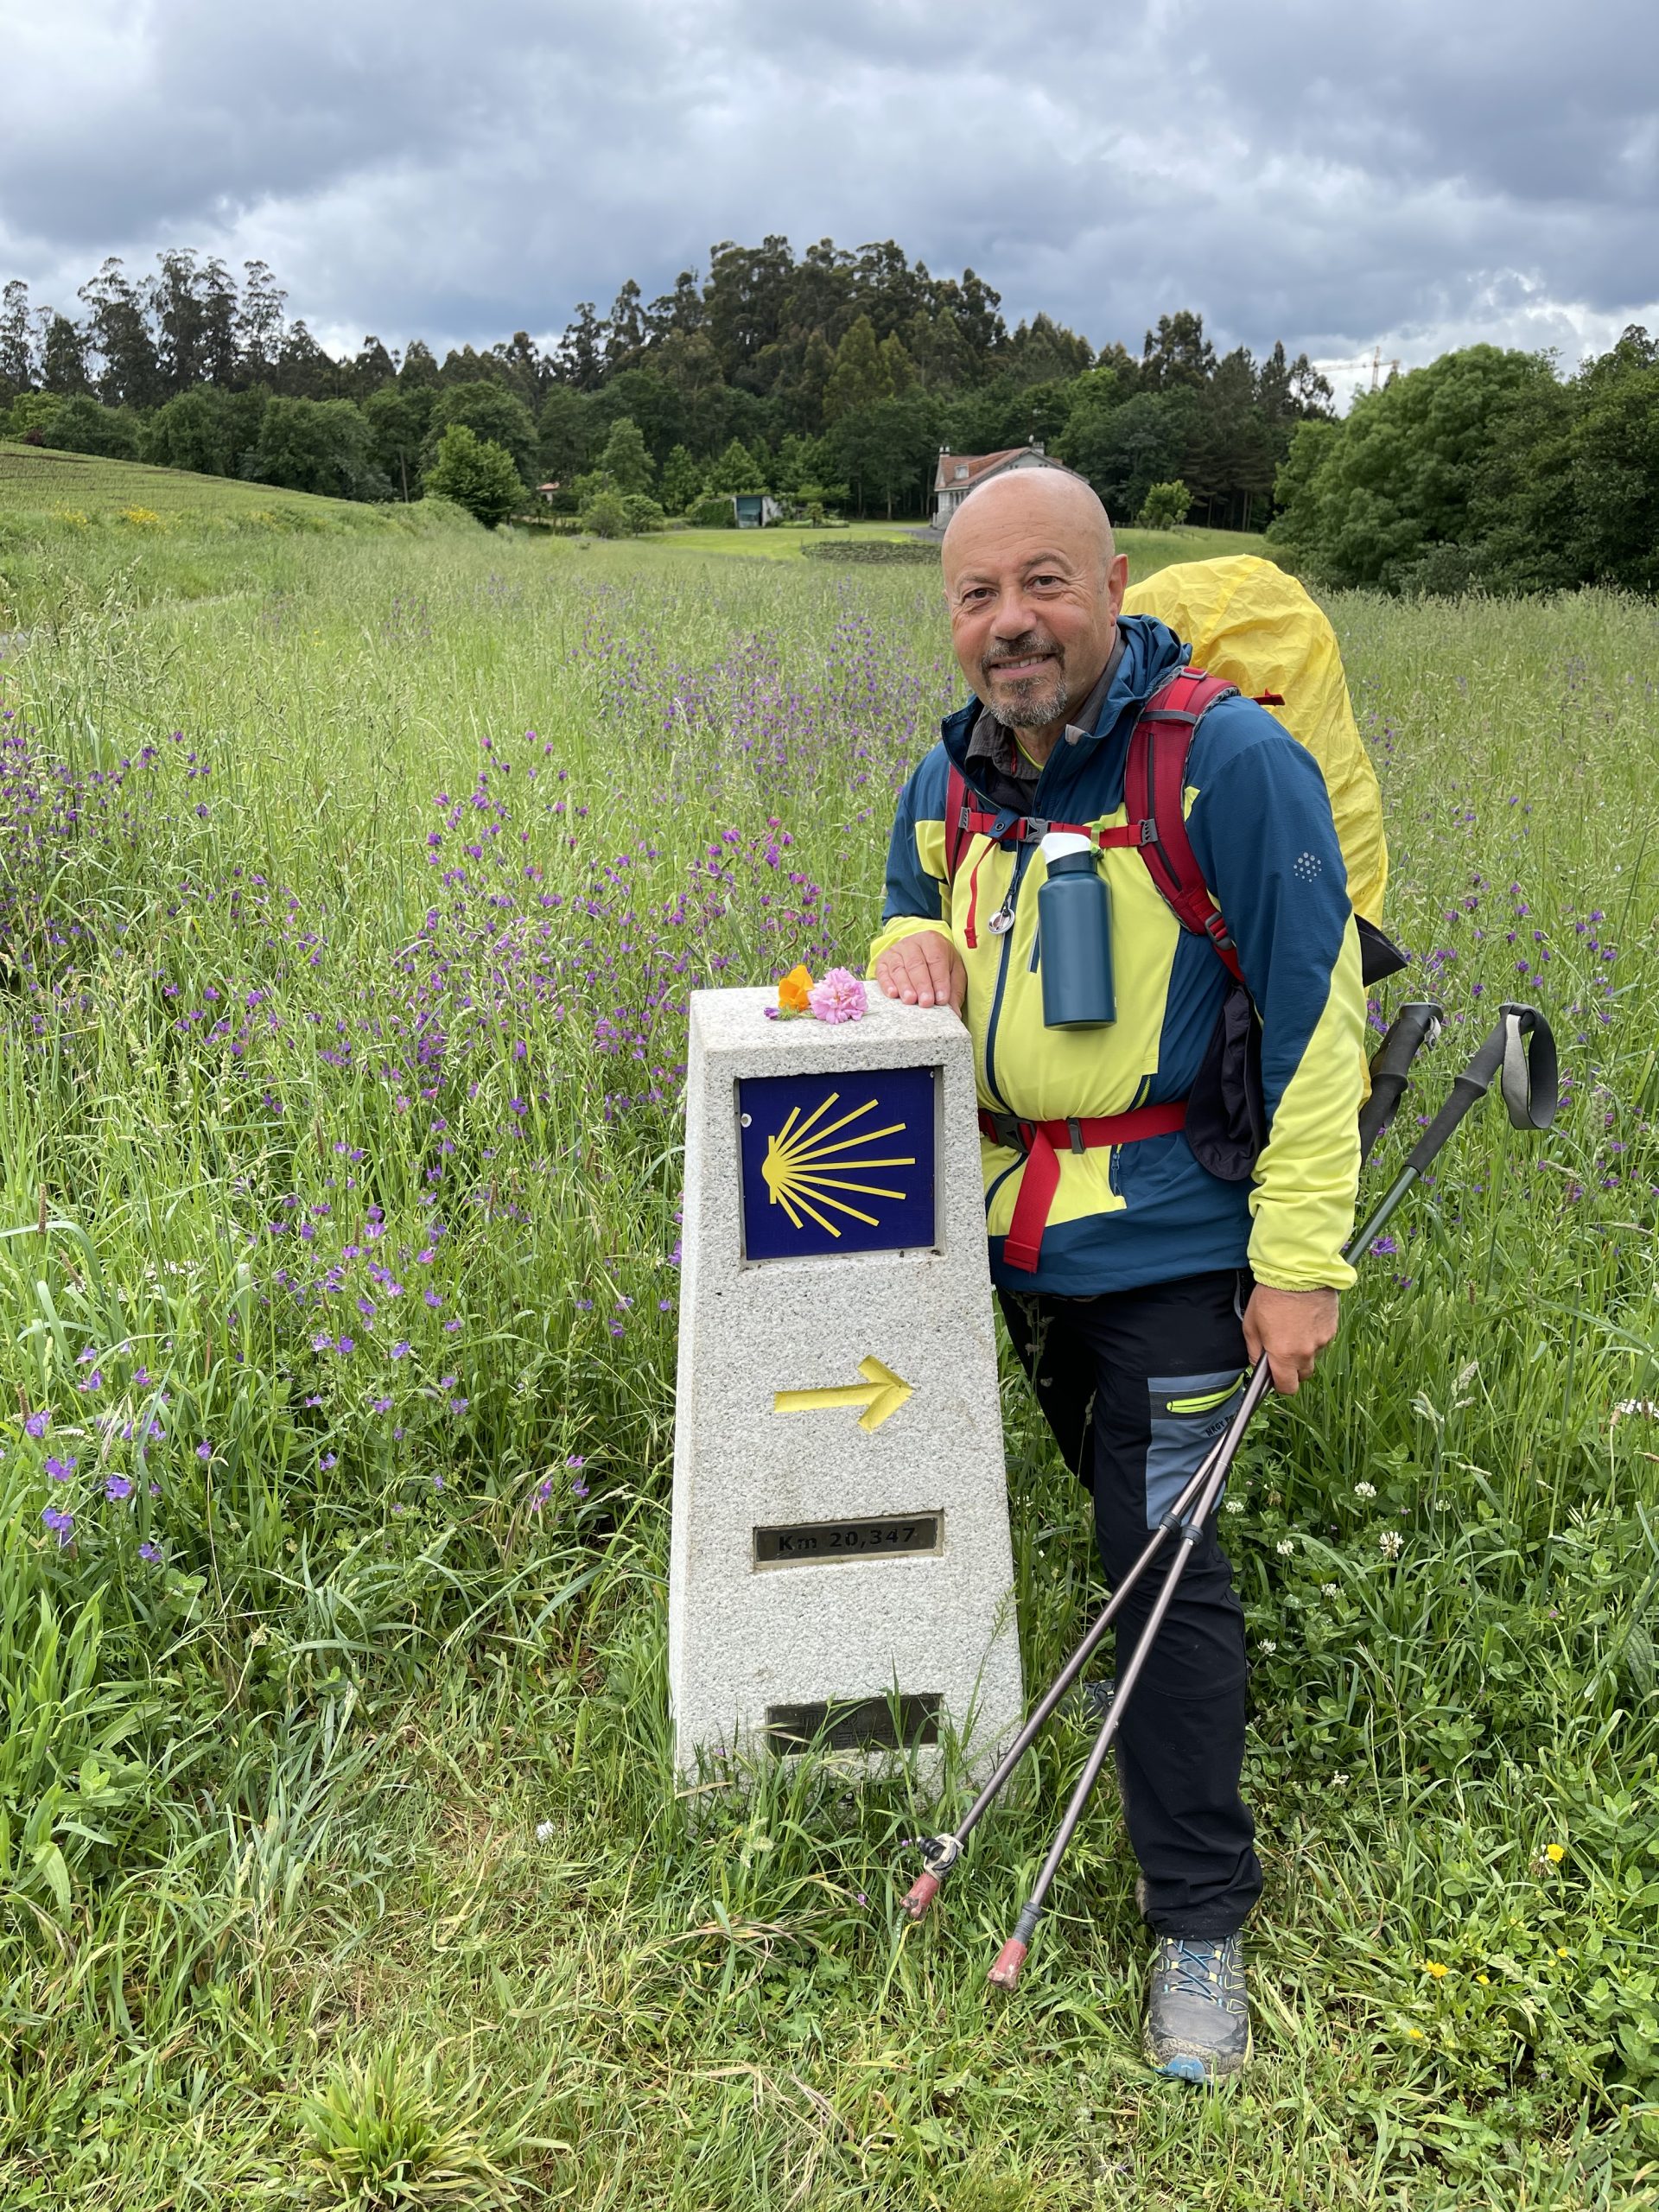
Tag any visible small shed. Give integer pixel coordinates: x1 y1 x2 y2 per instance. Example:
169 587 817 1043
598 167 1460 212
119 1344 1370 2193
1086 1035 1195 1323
733 493 783 530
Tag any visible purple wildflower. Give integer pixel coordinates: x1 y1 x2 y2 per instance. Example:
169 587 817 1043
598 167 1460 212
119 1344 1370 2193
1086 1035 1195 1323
23 1410 48 1440
105 1472 133 1502
44 1454 75 1484
41 1505 73 1545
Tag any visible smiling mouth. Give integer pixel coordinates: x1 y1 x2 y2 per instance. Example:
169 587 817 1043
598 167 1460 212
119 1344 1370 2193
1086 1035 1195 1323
988 654 1056 678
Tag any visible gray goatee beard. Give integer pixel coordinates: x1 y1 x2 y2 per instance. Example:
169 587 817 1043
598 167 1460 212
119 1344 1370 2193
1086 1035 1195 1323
984 639 1071 733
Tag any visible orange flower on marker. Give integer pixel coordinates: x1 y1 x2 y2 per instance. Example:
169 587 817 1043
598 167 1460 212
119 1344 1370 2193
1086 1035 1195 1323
777 964 814 1014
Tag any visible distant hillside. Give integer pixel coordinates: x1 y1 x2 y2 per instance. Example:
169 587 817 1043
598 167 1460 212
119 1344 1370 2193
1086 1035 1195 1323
0 442 408 530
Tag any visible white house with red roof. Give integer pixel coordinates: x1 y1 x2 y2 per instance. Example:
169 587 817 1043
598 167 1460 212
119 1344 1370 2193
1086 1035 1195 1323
931 442 1056 529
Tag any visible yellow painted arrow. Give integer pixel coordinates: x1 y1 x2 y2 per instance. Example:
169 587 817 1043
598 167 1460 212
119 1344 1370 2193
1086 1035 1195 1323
773 1356 913 1434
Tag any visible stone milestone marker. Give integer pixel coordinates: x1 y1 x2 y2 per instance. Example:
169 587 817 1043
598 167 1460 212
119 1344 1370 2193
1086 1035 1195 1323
668 987 1023 1777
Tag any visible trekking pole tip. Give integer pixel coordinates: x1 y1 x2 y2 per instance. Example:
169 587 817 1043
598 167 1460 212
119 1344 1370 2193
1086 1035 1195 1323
899 1870 942 1921
987 1937 1028 1992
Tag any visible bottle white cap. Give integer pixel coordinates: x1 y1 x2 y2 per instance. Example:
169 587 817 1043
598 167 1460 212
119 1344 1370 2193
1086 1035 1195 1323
1040 830 1095 864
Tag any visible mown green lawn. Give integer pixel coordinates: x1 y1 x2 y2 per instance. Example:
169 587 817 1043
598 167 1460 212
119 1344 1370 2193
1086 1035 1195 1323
601 518 1268 573
0 495 1654 2208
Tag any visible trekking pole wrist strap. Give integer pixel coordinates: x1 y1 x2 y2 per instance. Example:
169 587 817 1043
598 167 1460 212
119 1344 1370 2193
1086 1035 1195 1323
1403 1003 1558 1173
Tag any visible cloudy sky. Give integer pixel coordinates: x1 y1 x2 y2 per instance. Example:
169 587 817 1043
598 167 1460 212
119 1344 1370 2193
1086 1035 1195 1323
3 0 1656 390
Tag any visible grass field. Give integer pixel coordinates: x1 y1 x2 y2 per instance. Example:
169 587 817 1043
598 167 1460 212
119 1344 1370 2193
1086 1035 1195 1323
613 520 1263 568
0 467 1656 2209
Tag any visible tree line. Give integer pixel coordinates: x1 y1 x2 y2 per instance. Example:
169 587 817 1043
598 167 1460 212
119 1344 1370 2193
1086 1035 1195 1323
0 243 1333 528
1268 331 1659 594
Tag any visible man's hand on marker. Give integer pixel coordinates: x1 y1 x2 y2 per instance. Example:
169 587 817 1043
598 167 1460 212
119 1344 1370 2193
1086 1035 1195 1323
1243 1284 1340 1397
874 933 968 1014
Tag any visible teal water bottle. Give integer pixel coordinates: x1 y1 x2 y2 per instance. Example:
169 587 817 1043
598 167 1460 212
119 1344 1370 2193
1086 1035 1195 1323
1038 831 1116 1027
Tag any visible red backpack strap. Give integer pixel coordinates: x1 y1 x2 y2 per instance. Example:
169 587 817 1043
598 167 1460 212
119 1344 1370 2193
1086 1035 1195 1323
1126 671 1246 985
944 762 970 881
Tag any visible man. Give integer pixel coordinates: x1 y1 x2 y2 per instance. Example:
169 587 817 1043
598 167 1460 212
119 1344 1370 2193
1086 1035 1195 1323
870 467 1364 2083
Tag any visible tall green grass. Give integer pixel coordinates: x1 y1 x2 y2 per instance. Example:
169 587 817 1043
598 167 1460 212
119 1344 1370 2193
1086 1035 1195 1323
0 516 1653 2208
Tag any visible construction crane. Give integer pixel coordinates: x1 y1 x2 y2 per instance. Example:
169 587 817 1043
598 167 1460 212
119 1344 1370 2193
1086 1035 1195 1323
1317 345 1403 389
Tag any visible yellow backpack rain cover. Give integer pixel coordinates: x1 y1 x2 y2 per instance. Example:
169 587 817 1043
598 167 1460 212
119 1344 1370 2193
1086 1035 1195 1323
1123 554 1388 925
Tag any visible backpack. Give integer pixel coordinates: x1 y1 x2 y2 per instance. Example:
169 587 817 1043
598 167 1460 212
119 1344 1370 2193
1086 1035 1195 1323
941 555 1405 1180
1122 553 1392 936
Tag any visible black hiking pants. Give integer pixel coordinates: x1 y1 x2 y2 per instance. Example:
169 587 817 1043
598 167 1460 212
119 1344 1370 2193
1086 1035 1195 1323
1001 1268 1263 1940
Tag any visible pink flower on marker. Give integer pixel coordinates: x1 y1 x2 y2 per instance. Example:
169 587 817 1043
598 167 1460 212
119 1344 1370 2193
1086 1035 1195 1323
808 968 867 1025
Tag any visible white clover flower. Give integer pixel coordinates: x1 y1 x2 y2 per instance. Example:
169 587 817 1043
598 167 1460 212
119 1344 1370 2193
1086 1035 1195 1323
1321 1582 1340 1598
1275 1538 1295 1556
535 1820 556 1844
1258 1639 1277 1655
1224 1496 1246 1514
1354 1480 1378 1499
1379 1529 1404 1558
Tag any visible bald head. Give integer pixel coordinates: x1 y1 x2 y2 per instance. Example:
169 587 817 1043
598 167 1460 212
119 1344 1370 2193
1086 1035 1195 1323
941 465 1128 747
942 464 1116 585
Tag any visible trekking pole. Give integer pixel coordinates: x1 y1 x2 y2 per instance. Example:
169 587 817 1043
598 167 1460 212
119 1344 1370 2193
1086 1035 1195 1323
899 997 1449 1927
982 1001 1558 1993
1358 1001 1444 1166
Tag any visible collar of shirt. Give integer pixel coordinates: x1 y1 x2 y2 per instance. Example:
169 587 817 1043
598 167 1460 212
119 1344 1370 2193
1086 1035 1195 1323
963 633 1127 790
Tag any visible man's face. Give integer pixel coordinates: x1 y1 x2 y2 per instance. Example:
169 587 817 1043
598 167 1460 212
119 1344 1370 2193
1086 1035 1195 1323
944 485 1127 732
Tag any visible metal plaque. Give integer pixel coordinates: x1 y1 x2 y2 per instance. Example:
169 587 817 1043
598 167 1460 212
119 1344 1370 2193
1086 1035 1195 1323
736 1065 938 1262
753 1513 941 1567
764 1694 942 1754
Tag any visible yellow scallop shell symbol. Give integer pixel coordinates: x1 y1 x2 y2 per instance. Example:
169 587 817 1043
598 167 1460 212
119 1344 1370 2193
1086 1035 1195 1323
760 1090 916 1238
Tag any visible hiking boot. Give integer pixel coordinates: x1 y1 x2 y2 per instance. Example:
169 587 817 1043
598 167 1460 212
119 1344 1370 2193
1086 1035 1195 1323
1143 1935 1251 2083
1076 1677 1116 1724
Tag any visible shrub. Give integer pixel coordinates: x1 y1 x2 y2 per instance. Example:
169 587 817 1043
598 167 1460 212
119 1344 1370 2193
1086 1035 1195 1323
5 391 61 441
423 426 523 529
40 396 142 461
687 493 736 529
577 487 631 538
1136 479 1192 531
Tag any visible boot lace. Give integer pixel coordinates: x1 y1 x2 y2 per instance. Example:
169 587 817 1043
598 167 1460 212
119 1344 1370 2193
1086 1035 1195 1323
1154 1936 1245 2013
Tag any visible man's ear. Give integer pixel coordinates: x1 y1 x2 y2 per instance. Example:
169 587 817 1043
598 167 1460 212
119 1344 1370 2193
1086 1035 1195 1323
1105 550 1128 620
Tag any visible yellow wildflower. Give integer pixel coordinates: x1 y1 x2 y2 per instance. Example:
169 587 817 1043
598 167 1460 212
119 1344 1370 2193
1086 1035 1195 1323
1476 1974 1491 1986
777 963 814 1014
1423 1961 1449 1978
1544 1842 1565 1864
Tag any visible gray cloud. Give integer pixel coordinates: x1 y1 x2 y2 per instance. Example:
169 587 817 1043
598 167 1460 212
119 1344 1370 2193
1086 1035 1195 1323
2 0 1655 371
